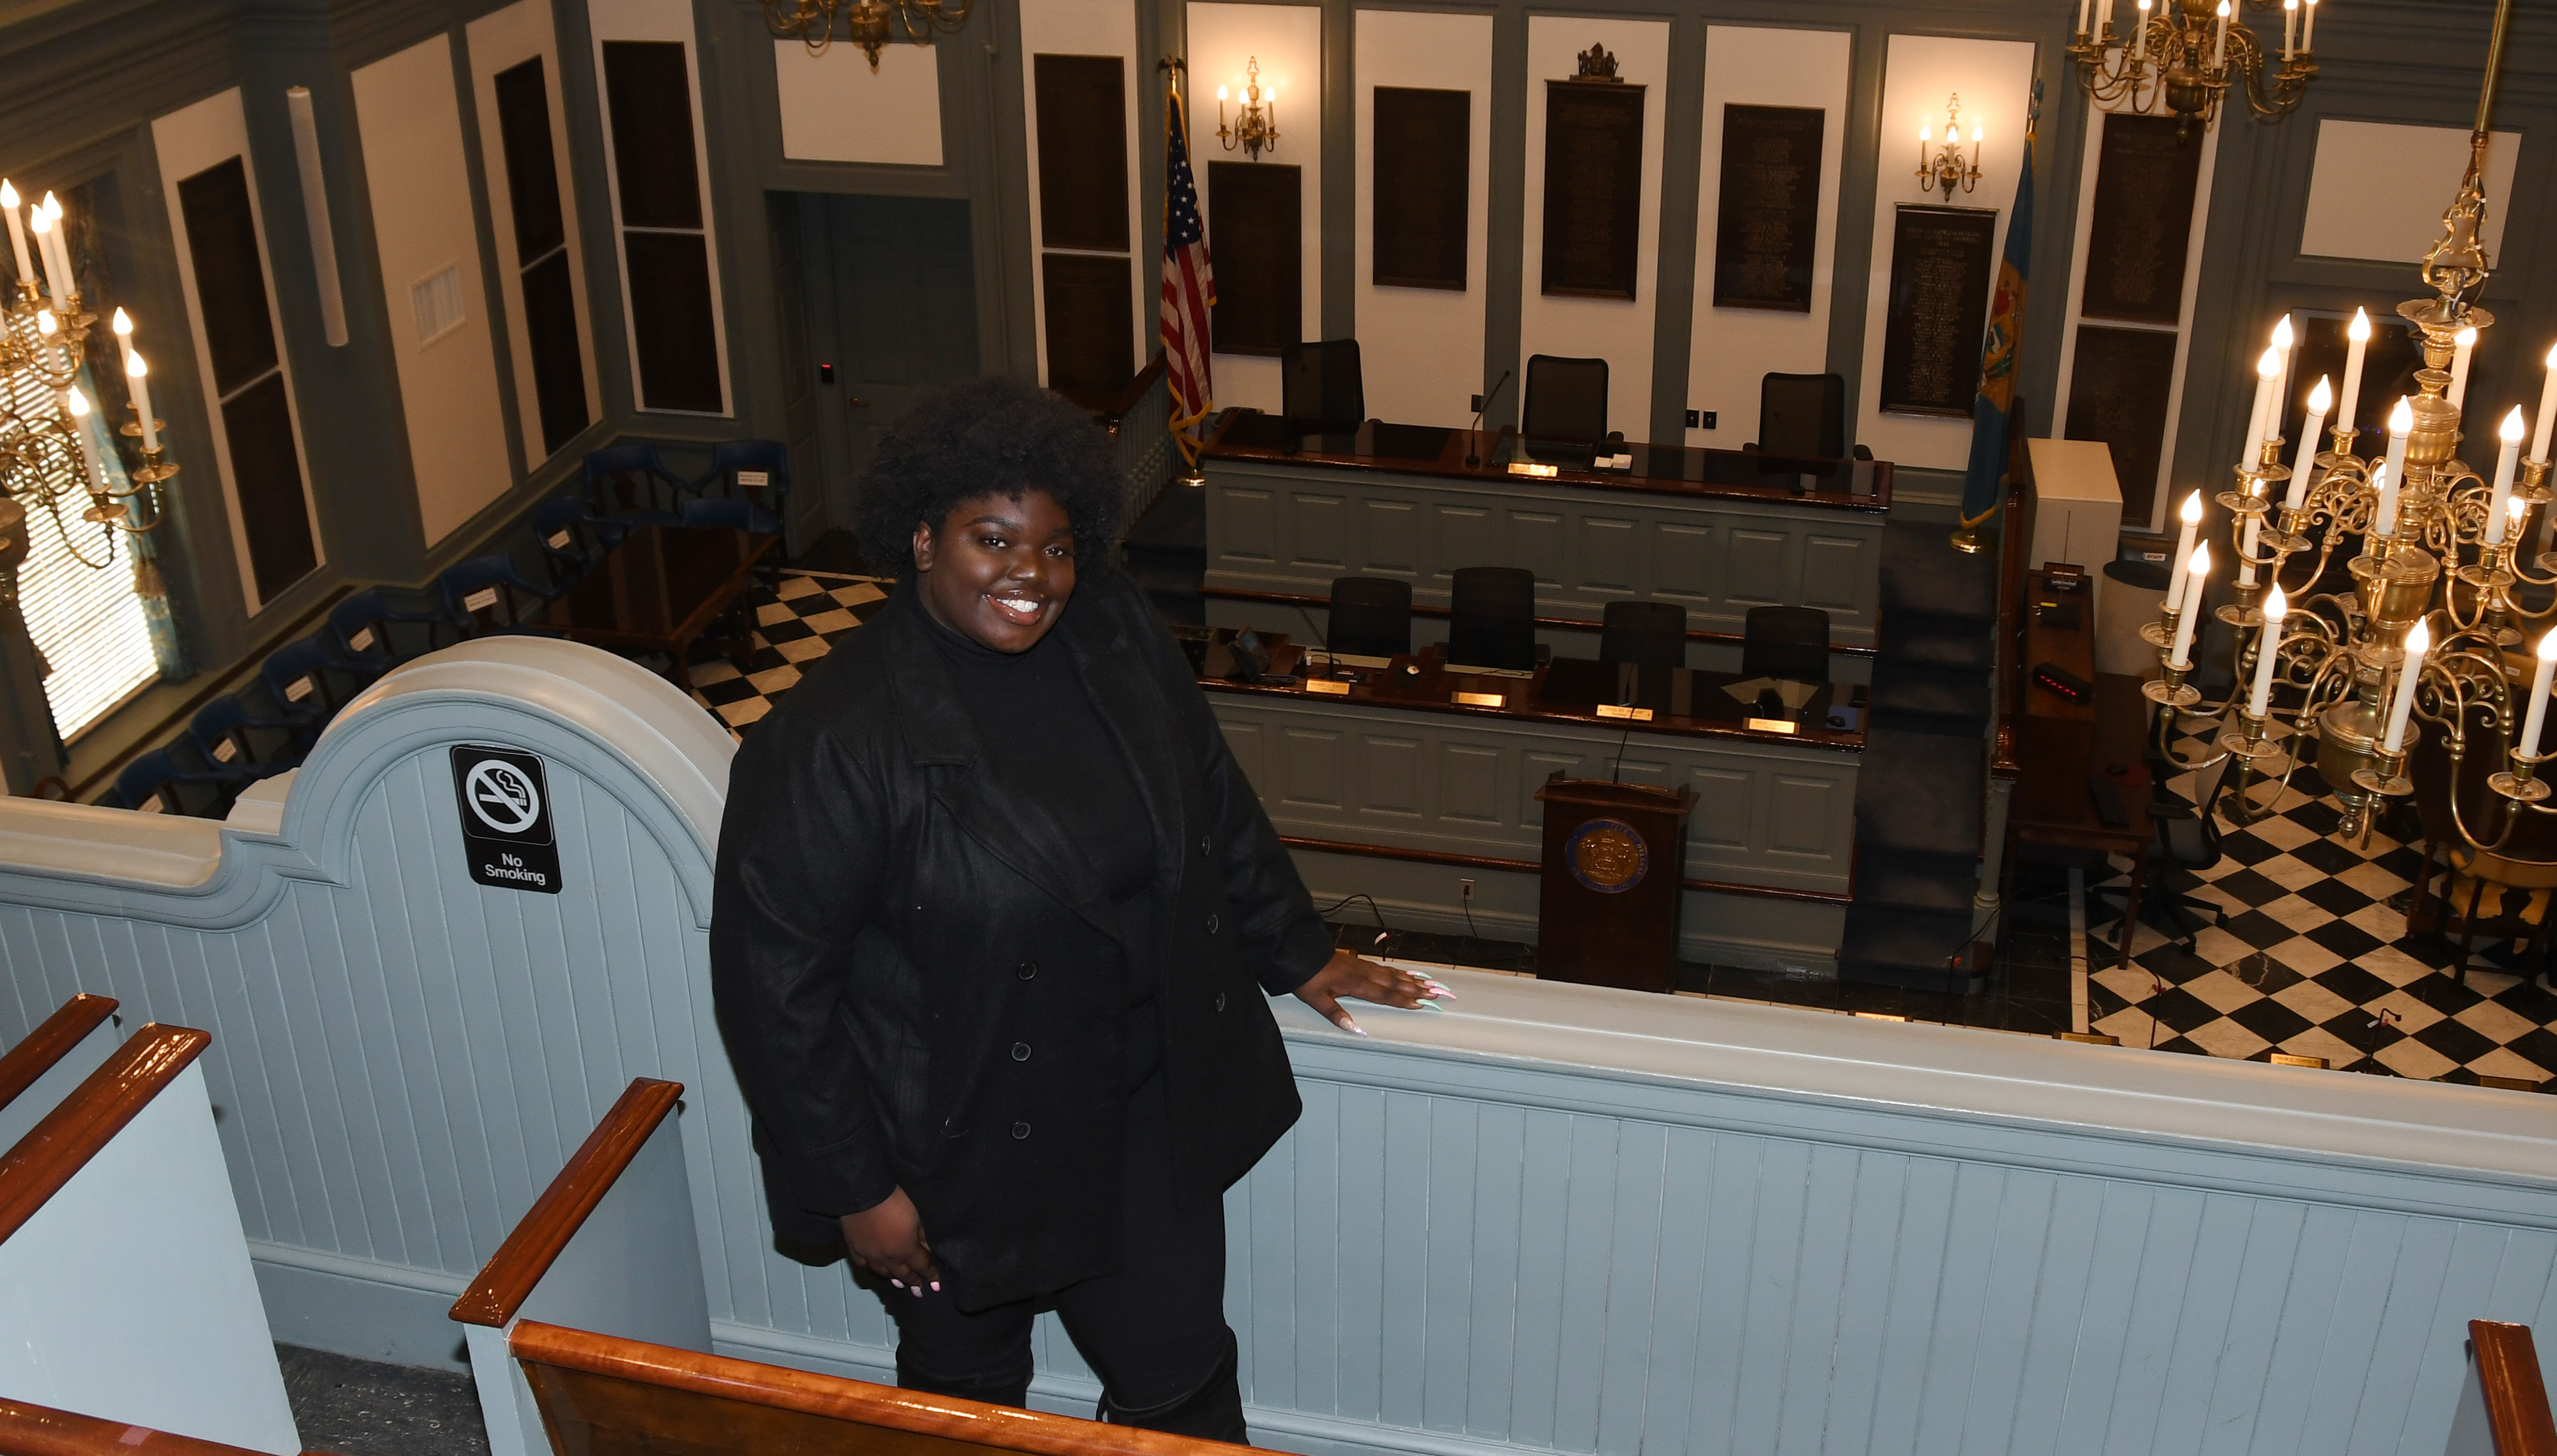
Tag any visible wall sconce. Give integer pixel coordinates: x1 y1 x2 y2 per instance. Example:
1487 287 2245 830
1916 93 1983 196
1216 56 1279 160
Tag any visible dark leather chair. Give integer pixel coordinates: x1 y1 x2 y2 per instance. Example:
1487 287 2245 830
1600 601 1686 668
1328 576 1411 658
1282 341 1366 433
1754 372 1847 459
2109 755 2233 954
1741 605 1830 685
1446 566 1537 671
1522 355 1608 449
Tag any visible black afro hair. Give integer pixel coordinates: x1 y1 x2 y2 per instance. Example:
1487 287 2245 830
853 375 1124 577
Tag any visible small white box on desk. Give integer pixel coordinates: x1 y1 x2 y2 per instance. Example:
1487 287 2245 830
2026 438 2122 611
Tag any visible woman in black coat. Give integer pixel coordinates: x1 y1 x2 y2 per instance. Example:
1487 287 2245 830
709 377 1443 1442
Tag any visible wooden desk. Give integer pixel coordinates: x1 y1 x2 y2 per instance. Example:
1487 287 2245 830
542 526 775 691
1187 626 1864 972
1201 413 1892 648
2004 575 2153 963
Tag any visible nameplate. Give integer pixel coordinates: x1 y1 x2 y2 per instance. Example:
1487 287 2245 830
1595 703 1652 721
1453 690 1505 708
2058 1031 2120 1045
212 738 238 763
1851 1011 1906 1022
736 469 770 488
1745 716 1797 734
1507 461 1560 478
2477 1074 2540 1092
1303 650 1391 670
1303 678 1352 695
547 530 573 550
348 627 375 653
2268 1052 2328 1069
463 586 501 612
284 676 316 703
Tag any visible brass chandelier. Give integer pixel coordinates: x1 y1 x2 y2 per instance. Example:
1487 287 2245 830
2140 0 2554 859
764 0 973 70
2069 0 2319 132
0 179 176 592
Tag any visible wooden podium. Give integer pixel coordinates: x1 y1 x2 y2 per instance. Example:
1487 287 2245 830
1533 776 1694 993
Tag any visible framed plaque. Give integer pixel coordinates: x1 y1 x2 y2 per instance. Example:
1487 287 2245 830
1539 81 1645 300
1041 253 1133 399
1033 55 1131 253
1877 204 1996 418
2079 113 2202 325
1711 104 1823 313
1372 86 1470 290
1208 161 1302 356
2062 325 2180 524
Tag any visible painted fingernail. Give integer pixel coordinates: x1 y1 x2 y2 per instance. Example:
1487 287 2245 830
910 1286 923 1298
890 1279 905 1289
931 1281 942 1292
1345 1019 1368 1036
1414 1000 1444 1012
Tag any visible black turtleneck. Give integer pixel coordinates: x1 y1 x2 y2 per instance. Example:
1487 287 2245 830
918 593 1162 1082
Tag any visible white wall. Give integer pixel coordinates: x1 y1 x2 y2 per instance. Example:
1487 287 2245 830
467 0 604 474
1353 8 1493 428
1685 25 1852 447
774 40 945 166
2301 120 2520 265
149 89 322 614
1853 33 2038 470
1020 0 1145 388
1518 15 1669 442
1188 0 1323 414
353 35 519 547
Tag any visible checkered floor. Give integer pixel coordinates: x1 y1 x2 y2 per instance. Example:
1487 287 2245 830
687 569 893 731
2081 718 2557 1085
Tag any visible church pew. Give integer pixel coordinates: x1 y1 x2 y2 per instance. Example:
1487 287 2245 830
2448 1321 2557 1456
0 1023 302 1455
455 1078 1248 1456
0 1396 330 1456
0 993 118 1150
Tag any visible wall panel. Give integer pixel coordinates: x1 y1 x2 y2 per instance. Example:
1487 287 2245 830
1353 9 1493 428
1020 0 1144 392
1188 1 1321 413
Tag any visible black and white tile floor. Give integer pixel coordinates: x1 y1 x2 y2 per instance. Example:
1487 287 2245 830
2080 720 2557 1085
686 569 894 731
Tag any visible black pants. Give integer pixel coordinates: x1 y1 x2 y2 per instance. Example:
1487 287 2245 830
886 1071 1247 1442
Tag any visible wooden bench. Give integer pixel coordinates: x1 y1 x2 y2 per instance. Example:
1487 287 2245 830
454 1078 1247 1456
0 1396 329 1456
2450 1320 2556 1456
0 994 118 1150
0 1023 301 1455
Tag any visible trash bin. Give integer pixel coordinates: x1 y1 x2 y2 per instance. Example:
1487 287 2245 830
2097 558 2172 677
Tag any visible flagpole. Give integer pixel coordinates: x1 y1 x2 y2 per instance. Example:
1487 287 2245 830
1950 74 2042 557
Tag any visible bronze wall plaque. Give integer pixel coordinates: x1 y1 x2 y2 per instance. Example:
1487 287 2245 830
2079 113 2201 326
2062 324 2180 524
1034 54 1130 253
1711 104 1823 313
1208 160 1302 356
1540 81 1645 300
1877 204 1996 417
1041 253 1133 398
1372 86 1471 291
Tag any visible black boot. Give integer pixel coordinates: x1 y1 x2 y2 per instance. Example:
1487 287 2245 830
896 1351 1032 1411
1096 1329 1247 1444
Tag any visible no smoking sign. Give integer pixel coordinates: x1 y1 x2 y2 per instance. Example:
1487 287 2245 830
449 746 562 894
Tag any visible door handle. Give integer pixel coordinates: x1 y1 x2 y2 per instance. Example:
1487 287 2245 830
846 394 869 408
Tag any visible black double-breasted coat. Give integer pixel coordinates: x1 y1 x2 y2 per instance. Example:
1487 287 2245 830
708 568 1333 1310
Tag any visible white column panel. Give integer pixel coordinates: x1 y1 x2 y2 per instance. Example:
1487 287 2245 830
467 0 605 472
1353 8 1493 428
353 35 518 546
1518 14 1668 442
2301 121 2518 264
1685 26 1851 447
1020 0 1144 387
775 42 945 165
1853 33 2037 470
1188 0 1322 414
589 0 733 417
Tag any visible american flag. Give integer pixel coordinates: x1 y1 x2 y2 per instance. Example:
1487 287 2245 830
1160 86 1215 458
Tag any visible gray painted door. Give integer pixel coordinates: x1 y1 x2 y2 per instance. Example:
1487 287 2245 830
789 193 982 543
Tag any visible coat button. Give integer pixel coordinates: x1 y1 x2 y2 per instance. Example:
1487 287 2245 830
1215 991 1228 1012
1011 1121 1031 1140
942 1116 958 1135
1200 835 1212 857
1011 1041 1031 1061
1206 913 1220 934
1016 960 1037 980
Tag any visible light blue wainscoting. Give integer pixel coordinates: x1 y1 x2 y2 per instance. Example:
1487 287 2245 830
0 638 2549 1455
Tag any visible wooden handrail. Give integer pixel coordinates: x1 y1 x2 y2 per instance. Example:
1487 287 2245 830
451 1078 684 1327
508 1320 1249 1456
2472 1320 2557 1455
1201 587 1883 656
0 995 117 1114
0 1024 207 1244
0 1395 336 1456
1069 354 1169 435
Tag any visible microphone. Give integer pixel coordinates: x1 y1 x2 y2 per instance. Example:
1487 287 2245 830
1465 370 1515 467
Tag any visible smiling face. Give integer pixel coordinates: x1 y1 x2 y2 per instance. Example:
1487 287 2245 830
910 489 1078 653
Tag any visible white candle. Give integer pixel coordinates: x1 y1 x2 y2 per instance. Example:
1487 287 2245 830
2213 0 2230 66
2283 0 2297 58
2532 342 2557 463
111 307 132 373
2384 618 2430 753
2289 376 2333 509
61 386 102 492
2303 0 2317 50
127 350 157 452
2099 0 2115 39
2242 345 2281 469
2239 485 2263 587
2487 407 2525 543
2382 395 2414 515
2449 327 2478 411
2525 628 2557 761
26 209 64 305
2134 0 2151 54
2170 543 2211 669
2372 462 2398 538
2165 489 2203 612
38 192 68 303
2249 586 2288 717
2077 0 2090 33
0 182 27 288
2338 309 2372 437
2273 314 2297 430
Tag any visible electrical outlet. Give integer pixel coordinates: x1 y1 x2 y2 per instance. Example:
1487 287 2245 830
1459 878 1475 900
1686 409 1716 430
